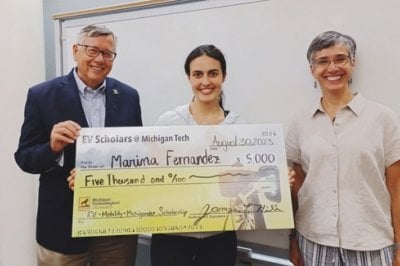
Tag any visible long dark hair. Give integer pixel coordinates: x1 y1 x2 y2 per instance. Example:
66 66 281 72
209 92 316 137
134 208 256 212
184 44 226 108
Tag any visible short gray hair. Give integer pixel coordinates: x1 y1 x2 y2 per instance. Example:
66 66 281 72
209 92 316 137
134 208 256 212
76 24 117 47
306 31 356 64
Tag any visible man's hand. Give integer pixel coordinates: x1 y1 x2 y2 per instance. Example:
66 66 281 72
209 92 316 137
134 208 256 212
50 120 81 153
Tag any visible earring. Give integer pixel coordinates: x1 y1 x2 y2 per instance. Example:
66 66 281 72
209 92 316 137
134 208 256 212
314 81 317 88
348 78 352 85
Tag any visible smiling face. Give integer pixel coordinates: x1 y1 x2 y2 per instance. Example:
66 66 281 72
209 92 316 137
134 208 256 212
310 44 355 94
188 55 225 105
73 35 116 89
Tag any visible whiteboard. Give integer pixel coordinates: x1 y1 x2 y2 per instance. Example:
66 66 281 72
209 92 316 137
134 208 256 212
55 0 400 250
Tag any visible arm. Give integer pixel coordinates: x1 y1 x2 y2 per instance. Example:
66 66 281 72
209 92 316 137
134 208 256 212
289 162 306 266
15 89 58 173
15 88 81 174
386 160 400 265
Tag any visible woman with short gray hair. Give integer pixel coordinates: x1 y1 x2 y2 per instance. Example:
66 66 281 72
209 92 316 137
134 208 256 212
286 31 400 265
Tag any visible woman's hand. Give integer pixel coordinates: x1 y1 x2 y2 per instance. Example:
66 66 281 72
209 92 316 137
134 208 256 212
290 236 304 266
393 248 400 266
288 167 295 188
67 168 76 191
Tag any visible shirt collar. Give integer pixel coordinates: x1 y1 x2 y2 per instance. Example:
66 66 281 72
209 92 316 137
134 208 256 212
73 68 106 95
310 92 364 118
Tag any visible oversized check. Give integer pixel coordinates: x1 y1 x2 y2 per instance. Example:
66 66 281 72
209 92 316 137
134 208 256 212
72 124 294 237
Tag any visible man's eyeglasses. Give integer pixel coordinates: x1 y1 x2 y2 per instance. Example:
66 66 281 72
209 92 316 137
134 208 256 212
312 54 350 68
77 44 117 61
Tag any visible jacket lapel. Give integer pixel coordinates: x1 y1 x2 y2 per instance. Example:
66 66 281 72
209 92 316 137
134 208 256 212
60 70 89 128
104 78 119 127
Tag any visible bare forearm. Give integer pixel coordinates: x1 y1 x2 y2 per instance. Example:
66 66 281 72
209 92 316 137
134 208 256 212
385 161 400 243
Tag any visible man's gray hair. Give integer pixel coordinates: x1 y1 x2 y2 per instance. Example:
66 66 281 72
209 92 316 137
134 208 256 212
76 24 117 46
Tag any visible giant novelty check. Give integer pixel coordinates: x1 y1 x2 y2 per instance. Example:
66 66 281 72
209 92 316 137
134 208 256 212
72 124 294 237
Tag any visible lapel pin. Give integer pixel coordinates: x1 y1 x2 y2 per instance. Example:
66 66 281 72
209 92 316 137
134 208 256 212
113 89 119 95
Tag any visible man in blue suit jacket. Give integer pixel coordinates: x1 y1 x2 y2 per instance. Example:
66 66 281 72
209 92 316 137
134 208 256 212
15 25 142 265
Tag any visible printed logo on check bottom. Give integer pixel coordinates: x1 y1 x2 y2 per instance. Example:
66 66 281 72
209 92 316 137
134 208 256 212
79 197 90 211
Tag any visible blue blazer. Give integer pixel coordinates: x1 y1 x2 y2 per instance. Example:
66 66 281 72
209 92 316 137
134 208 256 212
15 69 142 254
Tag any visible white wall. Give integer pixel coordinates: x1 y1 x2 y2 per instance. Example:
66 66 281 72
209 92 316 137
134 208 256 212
0 0 44 265
58 0 400 128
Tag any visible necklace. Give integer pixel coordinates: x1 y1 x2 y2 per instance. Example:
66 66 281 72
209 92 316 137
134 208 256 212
321 99 337 121
189 104 224 125
321 94 354 121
